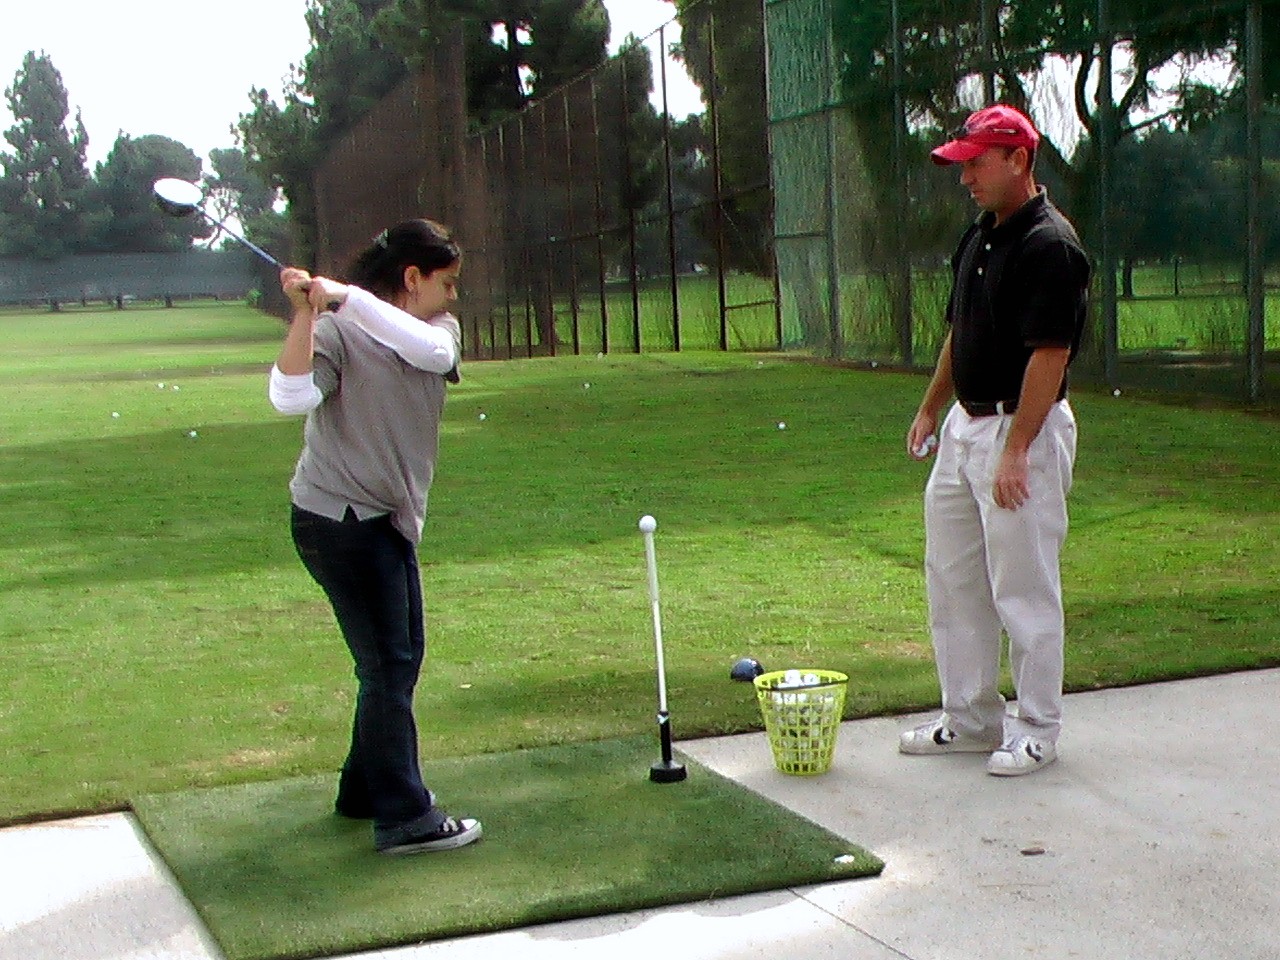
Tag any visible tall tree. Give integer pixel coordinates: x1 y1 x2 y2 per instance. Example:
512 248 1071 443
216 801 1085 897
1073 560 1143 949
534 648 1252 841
374 0 611 126
241 0 613 273
831 0 1280 244
87 134 210 253
238 0 406 266
0 52 92 258
205 147 276 243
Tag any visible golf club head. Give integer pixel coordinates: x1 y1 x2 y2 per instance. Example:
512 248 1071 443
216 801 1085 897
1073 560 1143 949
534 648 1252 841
730 657 765 682
152 177 285 271
153 178 204 218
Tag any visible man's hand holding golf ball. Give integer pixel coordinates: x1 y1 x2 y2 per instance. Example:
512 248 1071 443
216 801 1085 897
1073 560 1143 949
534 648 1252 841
906 413 939 462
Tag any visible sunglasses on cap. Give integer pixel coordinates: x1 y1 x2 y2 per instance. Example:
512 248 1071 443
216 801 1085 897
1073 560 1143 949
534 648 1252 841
951 123 1022 139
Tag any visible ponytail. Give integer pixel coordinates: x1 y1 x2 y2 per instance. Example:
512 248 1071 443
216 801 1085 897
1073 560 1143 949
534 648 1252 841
344 219 461 302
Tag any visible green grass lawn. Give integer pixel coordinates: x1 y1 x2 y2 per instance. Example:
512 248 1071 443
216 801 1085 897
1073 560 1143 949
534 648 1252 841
1 301 1278 823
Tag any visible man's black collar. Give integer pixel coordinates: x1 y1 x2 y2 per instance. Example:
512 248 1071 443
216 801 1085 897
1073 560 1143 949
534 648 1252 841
976 186 1048 236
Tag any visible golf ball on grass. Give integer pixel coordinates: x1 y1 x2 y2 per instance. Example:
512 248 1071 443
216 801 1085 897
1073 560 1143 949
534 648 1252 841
478 413 487 421
187 430 198 439
111 412 120 419
777 421 786 430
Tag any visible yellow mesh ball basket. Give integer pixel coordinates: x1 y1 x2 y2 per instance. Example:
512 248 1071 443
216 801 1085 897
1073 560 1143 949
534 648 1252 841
753 669 849 775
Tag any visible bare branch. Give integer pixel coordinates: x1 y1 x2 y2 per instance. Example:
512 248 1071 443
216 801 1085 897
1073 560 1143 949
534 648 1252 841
1121 109 1178 137
1074 49 1095 135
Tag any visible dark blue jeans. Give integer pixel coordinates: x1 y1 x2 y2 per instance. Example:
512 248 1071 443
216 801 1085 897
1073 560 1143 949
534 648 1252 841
291 505 445 846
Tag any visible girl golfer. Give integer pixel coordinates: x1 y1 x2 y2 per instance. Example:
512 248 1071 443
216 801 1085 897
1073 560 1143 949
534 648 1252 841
269 220 482 854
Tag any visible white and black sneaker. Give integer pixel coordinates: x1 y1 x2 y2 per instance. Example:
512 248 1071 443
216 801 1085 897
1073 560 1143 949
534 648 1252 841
899 717 1001 755
378 816 484 855
987 736 1057 776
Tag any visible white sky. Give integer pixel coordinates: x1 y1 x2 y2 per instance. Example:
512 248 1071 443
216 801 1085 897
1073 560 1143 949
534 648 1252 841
0 0 702 172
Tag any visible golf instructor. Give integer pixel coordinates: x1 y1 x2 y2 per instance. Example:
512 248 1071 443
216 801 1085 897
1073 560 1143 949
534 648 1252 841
270 220 483 851
899 105 1090 776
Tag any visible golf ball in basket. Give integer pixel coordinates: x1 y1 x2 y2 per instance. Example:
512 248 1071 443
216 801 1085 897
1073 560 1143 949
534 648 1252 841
638 515 657 534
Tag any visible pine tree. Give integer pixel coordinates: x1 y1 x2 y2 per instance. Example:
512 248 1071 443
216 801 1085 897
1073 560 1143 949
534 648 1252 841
0 52 92 258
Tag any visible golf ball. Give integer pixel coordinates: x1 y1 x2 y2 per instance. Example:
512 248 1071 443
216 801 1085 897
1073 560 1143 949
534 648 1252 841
583 382 591 389
1113 388 1121 397
188 430 198 439
157 382 165 389
638 515 657 534
478 413 487 421
172 385 180 391
111 412 120 418
777 421 786 430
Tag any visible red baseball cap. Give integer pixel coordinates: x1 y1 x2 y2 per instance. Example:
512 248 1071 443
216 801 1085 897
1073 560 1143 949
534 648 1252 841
931 105 1040 165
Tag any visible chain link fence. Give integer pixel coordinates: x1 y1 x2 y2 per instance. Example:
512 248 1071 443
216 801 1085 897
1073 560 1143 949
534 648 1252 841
310 0 1272 402
312 6 780 360
0 250 259 307
768 0 1275 401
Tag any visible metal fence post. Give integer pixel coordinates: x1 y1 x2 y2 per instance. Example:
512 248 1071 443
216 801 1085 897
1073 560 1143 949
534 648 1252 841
1097 0 1119 388
660 24 683 351
1245 0 1266 401
823 0 843 357
589 76 610 355
890 0 913 366
708 13 730 352
620 52 643 352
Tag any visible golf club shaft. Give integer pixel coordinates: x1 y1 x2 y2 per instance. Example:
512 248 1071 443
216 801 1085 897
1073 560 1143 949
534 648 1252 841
199 211 284 269
642 530 669 714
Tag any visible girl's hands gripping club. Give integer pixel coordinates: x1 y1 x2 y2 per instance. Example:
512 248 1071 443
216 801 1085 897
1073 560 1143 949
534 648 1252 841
280 268 348 314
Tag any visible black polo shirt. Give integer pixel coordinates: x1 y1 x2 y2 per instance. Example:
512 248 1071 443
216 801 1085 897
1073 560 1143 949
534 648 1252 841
946 189 1090 404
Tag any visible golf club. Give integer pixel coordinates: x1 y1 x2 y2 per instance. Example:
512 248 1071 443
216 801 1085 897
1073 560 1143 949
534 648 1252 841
152 178 285 269
639 515 687 784
153 178 354 318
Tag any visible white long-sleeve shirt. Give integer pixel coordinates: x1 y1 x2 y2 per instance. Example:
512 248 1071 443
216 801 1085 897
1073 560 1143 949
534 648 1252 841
269 287 461 415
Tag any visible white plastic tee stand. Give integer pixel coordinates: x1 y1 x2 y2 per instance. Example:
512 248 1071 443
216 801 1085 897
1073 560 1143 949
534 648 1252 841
639 514 687 783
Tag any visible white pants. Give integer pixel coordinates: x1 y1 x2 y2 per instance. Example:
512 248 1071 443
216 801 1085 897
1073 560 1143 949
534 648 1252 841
924 400 1076 745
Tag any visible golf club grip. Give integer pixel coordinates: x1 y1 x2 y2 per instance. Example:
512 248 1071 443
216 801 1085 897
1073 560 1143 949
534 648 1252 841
299 281 342 313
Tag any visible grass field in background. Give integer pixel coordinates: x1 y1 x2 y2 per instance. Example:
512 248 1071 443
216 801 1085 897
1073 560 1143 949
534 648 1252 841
1 301 1277 823
502 266 1280 360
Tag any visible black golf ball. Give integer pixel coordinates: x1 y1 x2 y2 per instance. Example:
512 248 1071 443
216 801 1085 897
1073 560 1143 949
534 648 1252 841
730 657 765 682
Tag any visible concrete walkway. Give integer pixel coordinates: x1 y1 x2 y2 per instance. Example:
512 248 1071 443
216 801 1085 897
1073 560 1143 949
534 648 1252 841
3 669 1278 960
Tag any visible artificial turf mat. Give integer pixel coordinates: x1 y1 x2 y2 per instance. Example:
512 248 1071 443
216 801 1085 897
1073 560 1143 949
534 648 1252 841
132 736 883 960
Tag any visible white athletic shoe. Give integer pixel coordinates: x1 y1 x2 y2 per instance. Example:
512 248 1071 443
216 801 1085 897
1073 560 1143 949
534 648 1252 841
987 736 1057 776
899 717 1001 755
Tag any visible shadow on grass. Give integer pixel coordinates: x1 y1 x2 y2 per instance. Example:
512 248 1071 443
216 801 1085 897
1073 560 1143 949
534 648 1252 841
3 357 1277 599
0 364 924 592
